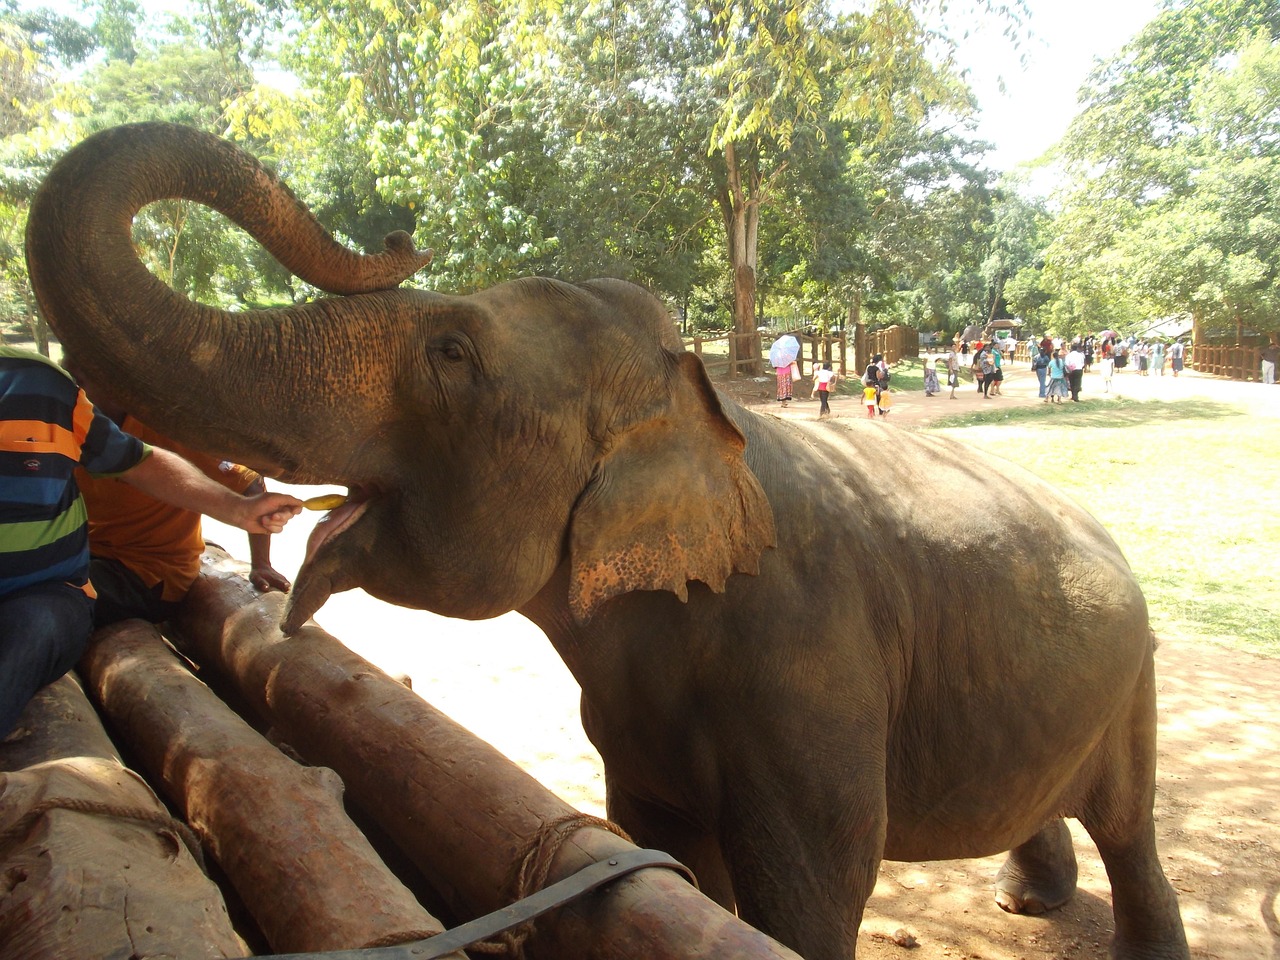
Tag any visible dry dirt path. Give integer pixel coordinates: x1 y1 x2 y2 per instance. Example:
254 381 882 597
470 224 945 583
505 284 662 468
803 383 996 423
205 359 1280 960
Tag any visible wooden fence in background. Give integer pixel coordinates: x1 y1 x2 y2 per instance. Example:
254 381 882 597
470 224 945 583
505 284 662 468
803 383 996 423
1188 344 1269 382
684 325 919 378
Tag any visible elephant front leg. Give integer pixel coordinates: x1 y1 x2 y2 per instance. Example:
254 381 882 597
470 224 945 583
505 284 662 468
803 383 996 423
604 784 737 909
995 817 1079 914
721 784 887 960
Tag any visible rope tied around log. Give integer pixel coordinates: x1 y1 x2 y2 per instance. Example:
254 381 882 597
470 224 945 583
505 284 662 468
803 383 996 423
360 813 634 957
0 795 207 871
481 812 635 957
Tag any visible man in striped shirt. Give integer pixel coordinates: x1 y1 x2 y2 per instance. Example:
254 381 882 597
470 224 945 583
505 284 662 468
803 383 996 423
0 348 303 739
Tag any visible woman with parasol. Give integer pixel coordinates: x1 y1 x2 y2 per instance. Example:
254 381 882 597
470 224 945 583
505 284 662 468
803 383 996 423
769 335 801 406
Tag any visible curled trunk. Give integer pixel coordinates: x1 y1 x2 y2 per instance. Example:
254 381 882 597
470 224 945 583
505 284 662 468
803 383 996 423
24 122 433 481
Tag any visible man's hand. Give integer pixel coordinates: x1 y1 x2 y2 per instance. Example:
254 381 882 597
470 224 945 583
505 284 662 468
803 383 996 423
238 491 304 534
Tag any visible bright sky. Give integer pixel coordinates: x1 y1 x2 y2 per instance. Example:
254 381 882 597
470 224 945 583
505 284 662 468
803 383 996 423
952 0 1162 172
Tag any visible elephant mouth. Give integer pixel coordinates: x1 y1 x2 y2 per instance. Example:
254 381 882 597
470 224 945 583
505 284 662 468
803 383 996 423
283 484 377 635
302 485 375 564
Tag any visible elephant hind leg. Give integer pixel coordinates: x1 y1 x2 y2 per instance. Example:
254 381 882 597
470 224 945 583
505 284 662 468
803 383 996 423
1074 658 1190 960
1086 819 1189 960
995 817 1078 915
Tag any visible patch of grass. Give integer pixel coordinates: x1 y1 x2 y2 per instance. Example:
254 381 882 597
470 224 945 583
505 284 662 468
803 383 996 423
925 399 1280 658
923 397 1247 431
885 357 925 394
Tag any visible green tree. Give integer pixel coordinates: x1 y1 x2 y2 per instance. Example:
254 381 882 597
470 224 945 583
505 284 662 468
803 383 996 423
1048 0 1280 339
1 1 101 351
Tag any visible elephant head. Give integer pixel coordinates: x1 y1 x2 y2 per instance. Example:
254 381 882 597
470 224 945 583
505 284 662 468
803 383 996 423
26 123 775 633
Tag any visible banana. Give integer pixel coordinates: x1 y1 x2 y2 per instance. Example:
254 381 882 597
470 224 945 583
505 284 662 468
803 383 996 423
303 494 349 511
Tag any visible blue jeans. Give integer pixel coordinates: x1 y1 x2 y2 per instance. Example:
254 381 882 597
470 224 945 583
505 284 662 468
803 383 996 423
0 582 94 739
1035 367 1047 397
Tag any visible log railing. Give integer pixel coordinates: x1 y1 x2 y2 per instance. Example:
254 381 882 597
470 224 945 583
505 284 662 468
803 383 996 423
863 325 918 367
684 331 850 376
1188 344 1266 382
1 549 802 960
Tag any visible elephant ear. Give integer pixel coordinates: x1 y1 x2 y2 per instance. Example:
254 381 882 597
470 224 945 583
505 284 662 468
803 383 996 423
568 351 776 623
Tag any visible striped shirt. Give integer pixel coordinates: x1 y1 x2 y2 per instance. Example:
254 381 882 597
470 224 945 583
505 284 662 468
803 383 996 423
0 348 147 599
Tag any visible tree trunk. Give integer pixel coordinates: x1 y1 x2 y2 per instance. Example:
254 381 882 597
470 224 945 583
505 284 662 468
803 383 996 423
171 549 802 960
722 143 762 377
850 292 867 376
79 620 460 957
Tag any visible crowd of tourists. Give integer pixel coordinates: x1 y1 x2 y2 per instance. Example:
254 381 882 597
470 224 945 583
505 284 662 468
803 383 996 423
951 332 1194 404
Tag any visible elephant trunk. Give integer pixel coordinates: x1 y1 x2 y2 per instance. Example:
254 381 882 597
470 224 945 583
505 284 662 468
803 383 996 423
24 123 431 481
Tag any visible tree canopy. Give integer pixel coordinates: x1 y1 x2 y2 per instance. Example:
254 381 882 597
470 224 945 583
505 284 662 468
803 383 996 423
1045 0 1280 339
4 0 1273 357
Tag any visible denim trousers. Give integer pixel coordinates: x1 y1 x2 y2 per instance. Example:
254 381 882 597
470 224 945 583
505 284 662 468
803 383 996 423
0 581 94 739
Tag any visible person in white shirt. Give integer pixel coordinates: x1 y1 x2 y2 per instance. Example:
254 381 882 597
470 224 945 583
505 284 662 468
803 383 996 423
813 363 838 418
1065 343 1087 402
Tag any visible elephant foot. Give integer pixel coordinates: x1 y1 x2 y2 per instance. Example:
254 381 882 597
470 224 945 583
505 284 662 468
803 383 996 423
1109 934 1191 960
994 819 1078 915
994 872 1075 915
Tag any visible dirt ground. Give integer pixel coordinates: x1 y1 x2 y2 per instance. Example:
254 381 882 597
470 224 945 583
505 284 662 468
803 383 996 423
206 357 1280 960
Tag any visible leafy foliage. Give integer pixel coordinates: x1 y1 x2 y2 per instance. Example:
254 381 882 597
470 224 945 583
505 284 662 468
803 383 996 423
1046 0 1280 339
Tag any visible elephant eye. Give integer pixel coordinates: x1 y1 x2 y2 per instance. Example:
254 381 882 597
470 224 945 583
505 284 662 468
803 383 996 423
433 336 468 362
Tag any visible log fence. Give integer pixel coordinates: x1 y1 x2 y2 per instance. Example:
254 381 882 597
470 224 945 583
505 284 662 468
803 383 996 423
1188 343 1268 382
0 549 802 960
683 326 921 378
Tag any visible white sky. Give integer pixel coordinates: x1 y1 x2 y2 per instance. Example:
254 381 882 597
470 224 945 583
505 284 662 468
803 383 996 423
951 0 1162 171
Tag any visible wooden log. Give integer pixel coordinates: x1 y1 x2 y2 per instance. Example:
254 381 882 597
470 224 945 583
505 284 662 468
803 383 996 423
78 619 463 958
0 674 248 960
174 550 802 960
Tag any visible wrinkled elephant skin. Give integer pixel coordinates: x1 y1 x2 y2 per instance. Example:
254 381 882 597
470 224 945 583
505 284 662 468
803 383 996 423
26 123 1189 960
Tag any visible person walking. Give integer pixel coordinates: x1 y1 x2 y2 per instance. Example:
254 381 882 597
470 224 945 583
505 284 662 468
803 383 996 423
979 349 996 398
1066 341 1086 401
945 346 961 399
1032 346 1051 398
1261 337 1278 385
814 363 837 419
863 353 889 408
971 348 986 395
923 355 940 397
1151 340 1166 377
774 357 798 406
1099 351 1115 394
1046 350 1069 403
1169 338 1186 377
862 381 878 418
877 386 894 417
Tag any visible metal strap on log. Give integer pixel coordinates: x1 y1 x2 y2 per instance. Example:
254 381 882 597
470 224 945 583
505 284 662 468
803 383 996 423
262 848 694 959
174 548 802 960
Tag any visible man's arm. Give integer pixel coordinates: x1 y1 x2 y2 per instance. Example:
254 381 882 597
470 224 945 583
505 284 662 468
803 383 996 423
120 447 303 534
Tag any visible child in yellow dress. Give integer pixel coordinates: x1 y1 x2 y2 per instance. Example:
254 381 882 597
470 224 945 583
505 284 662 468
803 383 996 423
862 383 878 418
877 388 894 417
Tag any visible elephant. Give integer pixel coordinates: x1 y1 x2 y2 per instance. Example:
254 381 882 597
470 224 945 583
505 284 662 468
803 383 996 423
25 123 1189 960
